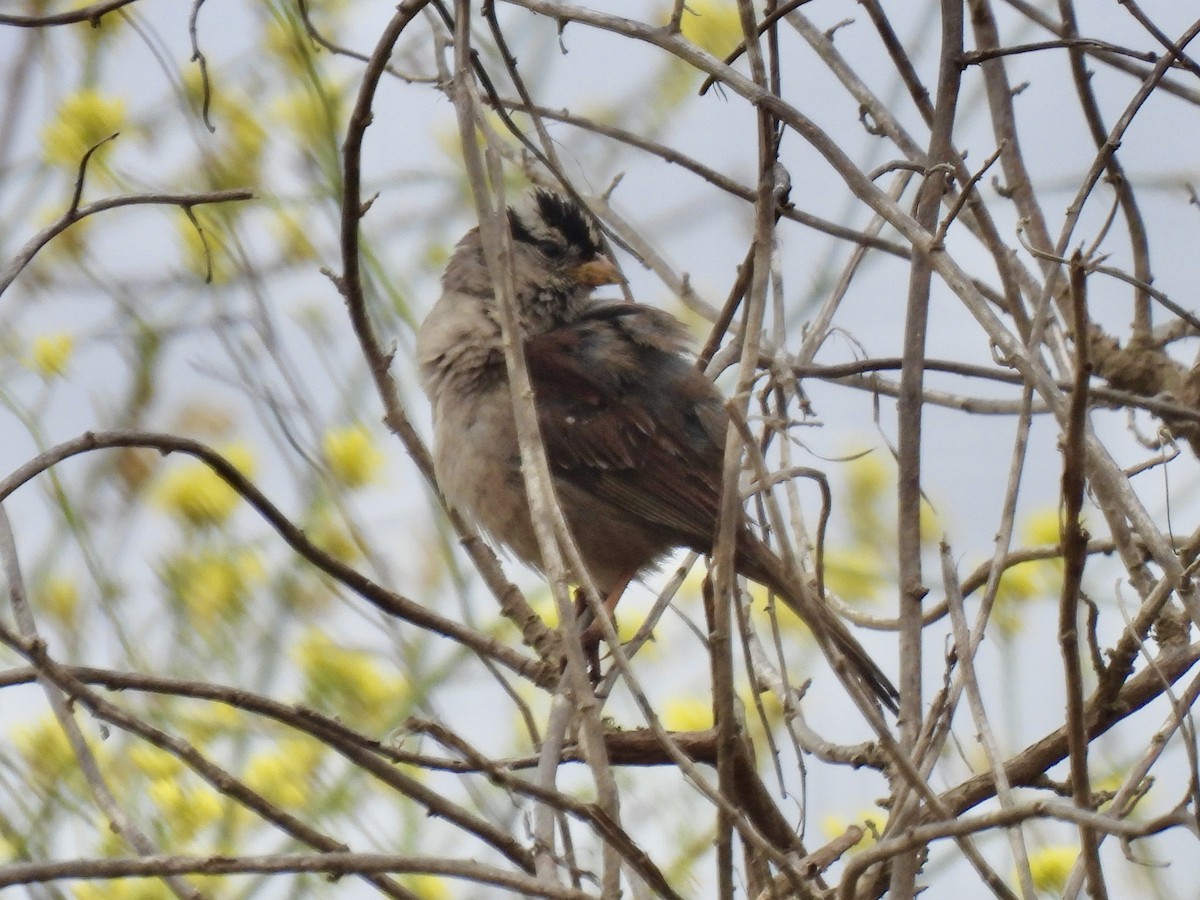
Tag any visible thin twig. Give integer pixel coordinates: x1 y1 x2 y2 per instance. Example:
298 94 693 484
0 431 550 684
0 189 252 296
1059 252 1107 898
0 0 138 26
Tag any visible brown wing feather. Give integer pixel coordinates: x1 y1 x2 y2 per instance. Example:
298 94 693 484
524 304 728 550
525 304 899 712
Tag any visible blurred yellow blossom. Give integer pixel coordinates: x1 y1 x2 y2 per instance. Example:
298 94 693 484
279 734 326 777
677 0 741 57
846 452 889 506
27 333 74 378
271 209 318 263
740 685 783 729
525 588 558 629
307 509 361 562
662 695 712 732
129 744 184 781
918 500 940 544
1027 844 1077 894
243 747 309 809
177 86 266 190
295 629 407 728
991 562 1041 636
405 875 451 899
175 207 235 283
275 83 345 146
824 547 884 603
821 808 887 852
13 714 84 785
1094 768 1147 813
76 8 125 48
148 778 222 840
161 547 264 632
155 444 255 527
74 879 175 900
41 89 126 169
37 573 80 626
264 12 314 75
1022 507 1063 547
180 701 242 745
615 602 653 646
843 452 889 544
324 424 385 488
521 588 651 653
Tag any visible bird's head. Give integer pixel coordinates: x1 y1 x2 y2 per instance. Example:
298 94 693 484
442 189 623 333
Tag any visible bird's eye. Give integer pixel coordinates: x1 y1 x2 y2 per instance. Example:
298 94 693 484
538 241 565 259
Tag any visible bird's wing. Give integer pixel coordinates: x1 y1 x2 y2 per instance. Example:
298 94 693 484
523 304 728 547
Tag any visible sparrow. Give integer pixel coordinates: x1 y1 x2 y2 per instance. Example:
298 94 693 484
417 188 898 712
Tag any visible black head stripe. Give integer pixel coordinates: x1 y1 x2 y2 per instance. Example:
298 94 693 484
507 208 537 246
533 189 602 256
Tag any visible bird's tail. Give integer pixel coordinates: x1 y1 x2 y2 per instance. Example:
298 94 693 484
740 541 899 714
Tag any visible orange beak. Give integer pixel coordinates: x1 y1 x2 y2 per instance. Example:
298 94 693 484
572 257 624 287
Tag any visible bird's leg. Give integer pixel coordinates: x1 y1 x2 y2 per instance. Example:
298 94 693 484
571 588 604 680
575 568 638 684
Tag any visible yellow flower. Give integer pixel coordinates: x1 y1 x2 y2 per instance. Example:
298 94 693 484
27 333 74 378
740 684 783 728
405 875 451 899
243 748 308 809
845 452 889 507
37 573 80 626
129 744 184 781
155 444 256 527
270 209 318 264
295 629 407 728
527 587 559 629
264 11 314 75
213 101 267 189
842 452 890 544
677 0 742 57
177 78 265 191
1027 844 1077 894
74 881 175 900
1022 507 1062 547
176 207 235 283
41 90 126 169
148 778 222 840
991 562 1041 635
324 424 385 488
824 548 884 603
12 714 85 785
821 808 887 852
240 736 325 811
279 734 326 778
275 83 345 146
662 695 712 732
615 600 653 645
307 510 361 562
1093 768 1147 813
180 702 242 745
76 8 125 48
161 548 264 632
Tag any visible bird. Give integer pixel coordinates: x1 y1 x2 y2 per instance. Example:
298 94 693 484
417 188 898 712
